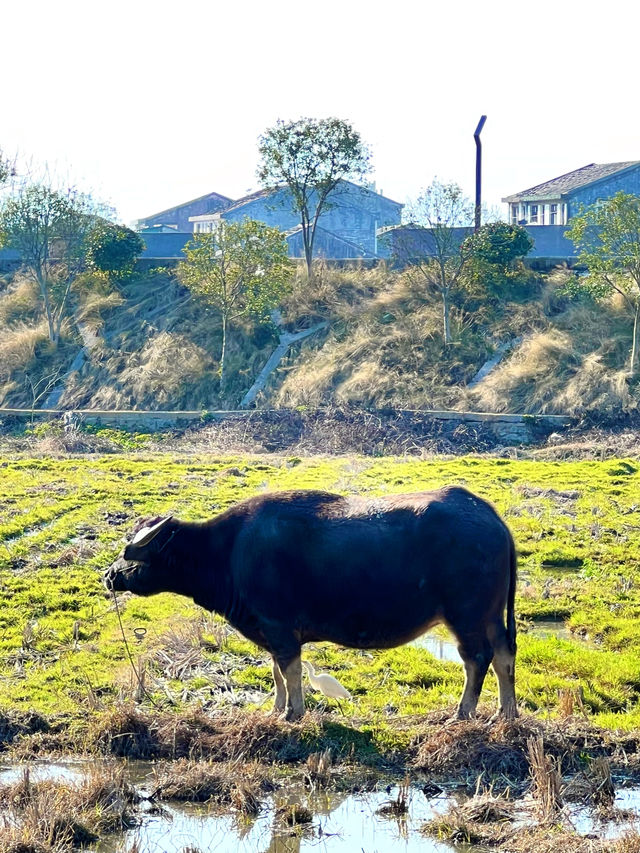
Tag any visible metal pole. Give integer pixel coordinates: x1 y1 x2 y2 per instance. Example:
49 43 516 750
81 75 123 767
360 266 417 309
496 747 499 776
474 115 487 231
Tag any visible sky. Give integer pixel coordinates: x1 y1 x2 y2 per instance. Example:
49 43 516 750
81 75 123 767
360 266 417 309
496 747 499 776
2 0 639 226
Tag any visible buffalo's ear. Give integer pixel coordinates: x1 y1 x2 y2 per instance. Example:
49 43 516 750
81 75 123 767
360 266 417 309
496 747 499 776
131 516 173 547
131 515 164 536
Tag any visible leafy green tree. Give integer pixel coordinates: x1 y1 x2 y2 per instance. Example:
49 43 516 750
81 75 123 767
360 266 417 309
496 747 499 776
257 117 371 278
178 218 292 394
463 222 533 271
566 192 640 378
0 183 106 345
396 181 474 345
86 222 145 278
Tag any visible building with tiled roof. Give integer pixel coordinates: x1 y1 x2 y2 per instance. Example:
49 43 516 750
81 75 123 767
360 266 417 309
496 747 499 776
502 162 640 226
189 180 403 258
135 190 233 233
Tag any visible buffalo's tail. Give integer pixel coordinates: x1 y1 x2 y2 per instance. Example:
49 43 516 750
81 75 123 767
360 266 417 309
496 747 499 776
507 534 517 655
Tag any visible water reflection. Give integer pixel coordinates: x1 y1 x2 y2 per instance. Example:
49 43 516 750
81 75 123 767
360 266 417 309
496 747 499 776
412 632 461 663
0 760 85 785
413 619 580 663
98 784 456 853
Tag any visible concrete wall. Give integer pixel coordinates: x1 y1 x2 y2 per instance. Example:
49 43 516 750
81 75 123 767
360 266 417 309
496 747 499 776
138 231 191 259
0 406 574 444
377 224 578 263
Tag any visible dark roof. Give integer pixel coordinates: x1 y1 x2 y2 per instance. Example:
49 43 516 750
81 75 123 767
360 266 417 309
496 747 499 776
223 180 403 215
502 162 640 203
137 190 234 222
222 187 275 214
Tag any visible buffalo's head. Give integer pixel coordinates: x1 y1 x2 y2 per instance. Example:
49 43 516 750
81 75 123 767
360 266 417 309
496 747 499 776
104 516 176 597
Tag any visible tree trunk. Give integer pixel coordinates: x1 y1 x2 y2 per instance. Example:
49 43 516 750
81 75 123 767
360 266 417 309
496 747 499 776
302 222 313 280
630 300 640 378
37 273 56 344
442 287 451 346
304 239 313 280
219 312 228 396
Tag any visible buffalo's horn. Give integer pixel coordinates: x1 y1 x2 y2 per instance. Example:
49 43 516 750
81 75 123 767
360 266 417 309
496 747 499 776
131 516 173 547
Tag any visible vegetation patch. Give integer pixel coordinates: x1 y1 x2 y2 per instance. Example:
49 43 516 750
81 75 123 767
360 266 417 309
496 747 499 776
0 763 137 851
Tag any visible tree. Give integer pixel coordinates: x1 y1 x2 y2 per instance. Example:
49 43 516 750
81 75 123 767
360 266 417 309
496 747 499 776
178 218 292 394
0 183 105 345
257 117 371 278
0 150 12 188
462 222 533 271
86 222 145 278
396 181 474 345
566 192 640 378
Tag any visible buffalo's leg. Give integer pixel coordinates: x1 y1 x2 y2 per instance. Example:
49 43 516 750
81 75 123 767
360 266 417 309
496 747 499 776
271 657 286 715
487 621 517 719
455 633 493 719
280 654 305 721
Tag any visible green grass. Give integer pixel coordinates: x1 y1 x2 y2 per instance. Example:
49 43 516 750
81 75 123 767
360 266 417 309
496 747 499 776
0 452 639 736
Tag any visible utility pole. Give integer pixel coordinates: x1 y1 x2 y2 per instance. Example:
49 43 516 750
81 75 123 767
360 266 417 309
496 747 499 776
474 115 487 232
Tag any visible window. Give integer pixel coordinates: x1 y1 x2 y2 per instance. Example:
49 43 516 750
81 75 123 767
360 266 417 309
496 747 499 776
550 203 557 224
540 205 545 225
530 204 538 224
511 204 519 224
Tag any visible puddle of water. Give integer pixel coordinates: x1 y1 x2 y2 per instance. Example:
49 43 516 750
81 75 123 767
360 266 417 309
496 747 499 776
97 785 460 853
414 620 579 660
4 758 640 851
412 632 461 663
0 759 87 785
527 619 574 641
570 786 640 840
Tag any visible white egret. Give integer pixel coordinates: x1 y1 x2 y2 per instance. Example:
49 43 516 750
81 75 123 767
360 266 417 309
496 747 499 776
302 660 352 714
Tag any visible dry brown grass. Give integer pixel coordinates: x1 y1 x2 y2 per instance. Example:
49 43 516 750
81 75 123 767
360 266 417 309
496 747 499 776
527 735 563 820
81 331 215 410
468 294 639 415
304 748 332 789
152 758 269 815
86 704 321 763
0 322 49 380
411 712 619 785
564 756 616 810
0 277 40 326
74 289 124 331
0 763 137 852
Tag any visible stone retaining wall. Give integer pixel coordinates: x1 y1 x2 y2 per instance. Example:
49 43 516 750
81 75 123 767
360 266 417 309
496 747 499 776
0 407 573 445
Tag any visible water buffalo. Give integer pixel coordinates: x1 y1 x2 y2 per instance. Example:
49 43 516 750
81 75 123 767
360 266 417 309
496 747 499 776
104 487 517 721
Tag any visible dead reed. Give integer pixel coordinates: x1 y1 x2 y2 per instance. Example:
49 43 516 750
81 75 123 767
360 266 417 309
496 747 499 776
412 711 618 787
0 763 137 852
276 802 313 826
527 735 563 820
151 758 270 815
304 748 332 789
376 775 411 817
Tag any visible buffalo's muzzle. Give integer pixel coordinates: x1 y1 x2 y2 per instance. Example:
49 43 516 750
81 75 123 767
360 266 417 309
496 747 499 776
104 557 132 592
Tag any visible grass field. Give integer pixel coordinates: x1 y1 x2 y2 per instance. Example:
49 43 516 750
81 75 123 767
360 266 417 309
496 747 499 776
1 449 639 745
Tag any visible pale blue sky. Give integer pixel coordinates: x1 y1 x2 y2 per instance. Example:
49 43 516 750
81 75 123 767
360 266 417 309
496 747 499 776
3 0 639 225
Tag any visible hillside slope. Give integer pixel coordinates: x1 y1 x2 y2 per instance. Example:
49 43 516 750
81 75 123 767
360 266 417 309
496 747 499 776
0 265 638 416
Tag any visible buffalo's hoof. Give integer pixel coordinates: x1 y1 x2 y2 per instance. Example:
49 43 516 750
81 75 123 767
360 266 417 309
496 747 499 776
454 707 476 721
500 704 518 720
488 704 518 723
283 707 305 722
